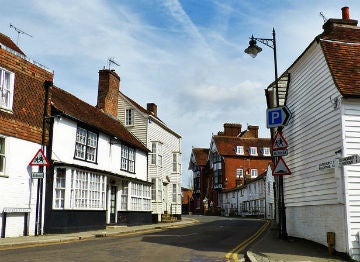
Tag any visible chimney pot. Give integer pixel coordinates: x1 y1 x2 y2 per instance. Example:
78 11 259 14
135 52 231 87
342 6 350 20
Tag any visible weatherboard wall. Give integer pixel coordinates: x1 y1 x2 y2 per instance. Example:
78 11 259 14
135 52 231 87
342 99 360 260
147 118 182 216
283 42 346 252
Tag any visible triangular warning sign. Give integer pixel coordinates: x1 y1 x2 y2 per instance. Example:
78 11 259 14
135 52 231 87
29 149 50 166
272 131 288 150
273 157 291 176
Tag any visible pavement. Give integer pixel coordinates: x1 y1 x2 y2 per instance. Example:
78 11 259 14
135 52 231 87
245 221 348 262
0 216 349 261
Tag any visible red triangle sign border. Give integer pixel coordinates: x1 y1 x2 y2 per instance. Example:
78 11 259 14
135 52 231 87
273 157 291 176
29 149 50 166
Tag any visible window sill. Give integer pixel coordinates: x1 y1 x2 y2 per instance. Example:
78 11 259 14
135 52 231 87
0 107 13 114
0 174 9 178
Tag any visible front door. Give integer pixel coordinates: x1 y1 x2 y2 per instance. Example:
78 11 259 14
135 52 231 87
110 186 117 224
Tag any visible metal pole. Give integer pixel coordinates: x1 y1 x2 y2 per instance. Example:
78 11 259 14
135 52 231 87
272 28 287 240
35 80 52 236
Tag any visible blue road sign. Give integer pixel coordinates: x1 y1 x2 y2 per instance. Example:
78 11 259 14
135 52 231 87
266 106 292 128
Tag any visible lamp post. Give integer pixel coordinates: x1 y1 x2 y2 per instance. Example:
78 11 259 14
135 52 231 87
244 28 287 240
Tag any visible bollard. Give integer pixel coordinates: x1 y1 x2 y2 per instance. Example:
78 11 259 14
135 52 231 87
327 232 335 255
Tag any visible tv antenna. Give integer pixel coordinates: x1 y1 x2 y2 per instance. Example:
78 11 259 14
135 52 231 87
108 57 120 70
10 24 32 45
320 12 327 23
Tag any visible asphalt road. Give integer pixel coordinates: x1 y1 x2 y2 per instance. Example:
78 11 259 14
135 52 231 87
0 216 265 262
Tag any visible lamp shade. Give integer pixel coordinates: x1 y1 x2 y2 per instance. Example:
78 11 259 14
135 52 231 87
244 38 262 58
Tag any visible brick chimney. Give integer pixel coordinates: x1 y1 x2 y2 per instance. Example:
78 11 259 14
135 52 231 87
323 7 358 33
248 125 259 138
97 69 120 118
223 123 242 137
147 103 157 117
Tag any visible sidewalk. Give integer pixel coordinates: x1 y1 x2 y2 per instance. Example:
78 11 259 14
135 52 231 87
246 222 348 262
0 217 198 250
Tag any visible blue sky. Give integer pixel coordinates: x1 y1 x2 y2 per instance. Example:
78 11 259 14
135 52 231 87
1 0 360 186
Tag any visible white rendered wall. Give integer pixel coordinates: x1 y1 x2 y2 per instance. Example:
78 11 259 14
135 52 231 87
0 136 44 237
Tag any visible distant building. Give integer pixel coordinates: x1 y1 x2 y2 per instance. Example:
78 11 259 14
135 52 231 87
181 187 193 214
221 165 275 218
0 33 53 237
97 70 182 222
266 7 360 259
188 148 210 214
189 123 272 215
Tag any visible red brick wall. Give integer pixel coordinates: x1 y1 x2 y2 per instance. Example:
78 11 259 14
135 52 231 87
223 157 271 189
0 48 54 144
97 69 120 118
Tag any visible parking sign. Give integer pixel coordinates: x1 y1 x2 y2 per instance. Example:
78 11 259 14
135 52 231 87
266 106 292 128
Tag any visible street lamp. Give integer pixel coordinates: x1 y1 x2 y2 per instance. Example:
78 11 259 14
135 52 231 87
244 28 287 240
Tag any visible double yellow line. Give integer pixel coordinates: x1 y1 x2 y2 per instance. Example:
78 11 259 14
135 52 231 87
225 220 270 262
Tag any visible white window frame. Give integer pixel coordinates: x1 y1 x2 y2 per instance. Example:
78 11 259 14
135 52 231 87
172 153 181 173
172 184 177 203
235 146 244 155
262 147 271 156
249 147 258 156
236 168 243 178
53 168 66 209
251 169 258 178
0 136 6 176
151 178 156 201
121 145 135 173
0 67 15 111
125 108 134 126
70 169 106 210
74 127 98 163
150 142 162 167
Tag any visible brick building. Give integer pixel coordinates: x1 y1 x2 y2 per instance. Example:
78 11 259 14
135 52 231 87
189 123 272 214
0 33 53 237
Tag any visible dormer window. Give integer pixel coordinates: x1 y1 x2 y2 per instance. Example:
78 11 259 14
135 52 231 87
262 147 271 156
235 146 244 155
249 147 258 156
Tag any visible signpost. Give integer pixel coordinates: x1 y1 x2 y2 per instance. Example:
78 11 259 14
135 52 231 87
318 154 360 170
267 106 292 128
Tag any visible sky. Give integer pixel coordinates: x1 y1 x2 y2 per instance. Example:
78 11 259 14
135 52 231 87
1 0 360 187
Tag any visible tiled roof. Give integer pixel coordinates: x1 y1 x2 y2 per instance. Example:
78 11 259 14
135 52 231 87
213 136 271 156
192 148 209 166
0 33 25 55
319 25 360 97
50 86 149 152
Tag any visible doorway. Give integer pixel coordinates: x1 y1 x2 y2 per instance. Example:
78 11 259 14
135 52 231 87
110 185 117 224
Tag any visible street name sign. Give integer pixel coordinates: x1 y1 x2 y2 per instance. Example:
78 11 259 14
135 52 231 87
273 157 291 176
318 155 360 170
338 155 360 167
318 160 335 170
267 106 292 128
